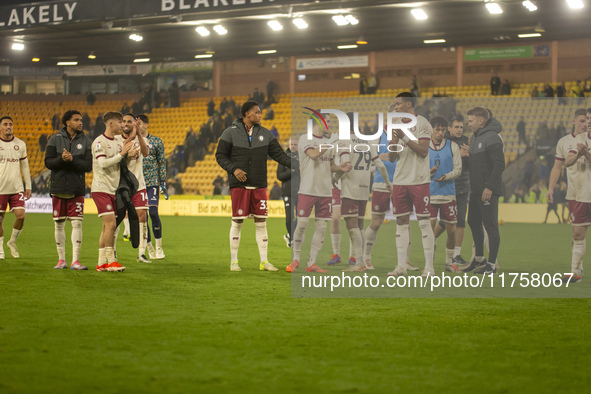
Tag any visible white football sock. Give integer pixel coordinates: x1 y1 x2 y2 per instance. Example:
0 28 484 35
446 248 454 266
396 224 410 269
123 217 130 237
54 221 66 261
71 220 82 263
349 227 363 264
419 219 435 271
293 217 309 262
138 222 147 257
331 233 341 255
406 224 412 263
155 238 162 249
364 226 378 262
308 219 327 266
572 239 585 275
98 248 106 265
255 222 268 263
229 221 242 263
105 247 116 264
454 246 461 258
10 228 21 243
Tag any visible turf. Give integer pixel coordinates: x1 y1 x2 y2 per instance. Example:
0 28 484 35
0 214 589 393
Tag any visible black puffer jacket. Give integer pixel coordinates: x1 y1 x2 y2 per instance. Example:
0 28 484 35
277 149 300 198
216 119 291 189
44 128 92 196
468 118 505 196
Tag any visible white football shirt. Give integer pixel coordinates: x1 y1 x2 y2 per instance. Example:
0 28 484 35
392 115 433 185
92 134 124 194
555 133 578 201
339 137 380 201
298 134 333 198
0 136 28 194
126 135 147 191
570 132 591 203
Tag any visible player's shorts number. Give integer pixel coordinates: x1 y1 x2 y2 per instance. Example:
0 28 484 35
75 202 83 213
260 200 267 210
18 192 25 201
448 205 457 217
423 196 430 206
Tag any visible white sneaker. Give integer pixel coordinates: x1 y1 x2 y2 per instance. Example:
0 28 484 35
387 266 407 277
405 261 420 271
283 234 291 248
137 254 152 263
260 261 279 271
7 241 18 258
147 243 156 260
364 259 375 270
155 247 165 260
421 268 435 277
230 261 241 271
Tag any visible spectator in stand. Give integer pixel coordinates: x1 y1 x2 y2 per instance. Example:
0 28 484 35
169 81 180 108
132 100 142 114
558 181 569 222
219 97 228 114
38 133 48 152
184 128 199 166
556 121 567 138
52 113 61 131
490 72 501 96
508 187 525 203
410 75 419 97
121 102 131 113
531 86 539 99
93 113 105 140
269 181 281 201
573 80 585 104
264 105 275 120
270 125 279 140
517 117 527 146
363 122 372 135
556 82 567 105
211 114 224 142
171 146 185 176
266 79 276 104
253 88 265 106
367 72 378 94
207 98 215 117
228 97 236 112
543 83 554 98
213 179 222 195
224 108 233 129
86 91 96 105
500 79 511 96
81 112 91 132
536 121 549 142
359 78 367 95
157 89 169 108
221 180 230 196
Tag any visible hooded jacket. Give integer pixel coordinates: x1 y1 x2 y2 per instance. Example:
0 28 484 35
216 118 291 189
277 148 300 198
468 118 505 196
44 127 92 196
445 131 470 195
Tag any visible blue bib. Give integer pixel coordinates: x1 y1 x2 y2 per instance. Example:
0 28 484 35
373 132 397 184
430 139 456 196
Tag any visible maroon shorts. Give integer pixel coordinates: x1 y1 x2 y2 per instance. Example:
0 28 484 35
571 201 591 226
428 200 457 223
371 190 391 214
91 192 116 217
391 183 430 217
332 188 341 206
231 187 267 219
132 189 149 210
297 193 332 219
341 198 367 218
0 193 26 212
52 195 85 220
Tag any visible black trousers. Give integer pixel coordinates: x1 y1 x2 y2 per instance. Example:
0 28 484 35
467 193 500 263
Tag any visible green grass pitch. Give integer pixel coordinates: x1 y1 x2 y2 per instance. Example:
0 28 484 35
0 213 589 393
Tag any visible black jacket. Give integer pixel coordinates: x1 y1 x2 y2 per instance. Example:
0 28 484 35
216 119 291 189
115 158 139 248
445 131 470 195
277 149 300 198
44 128 92 196
468 118 505 196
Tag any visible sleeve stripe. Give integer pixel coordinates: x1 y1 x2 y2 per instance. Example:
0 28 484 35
568 150 577 154
340 152 349 157
19 156 27 161
371 155 379 161
95 155 106 159
419 137 430 141
303 147 314 153
555 157 565 161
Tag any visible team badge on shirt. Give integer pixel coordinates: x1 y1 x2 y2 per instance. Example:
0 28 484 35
77 144 83 150
258 136 264 142
14 145 19 150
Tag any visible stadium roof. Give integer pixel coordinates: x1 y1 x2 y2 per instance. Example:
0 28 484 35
0 0 589 67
